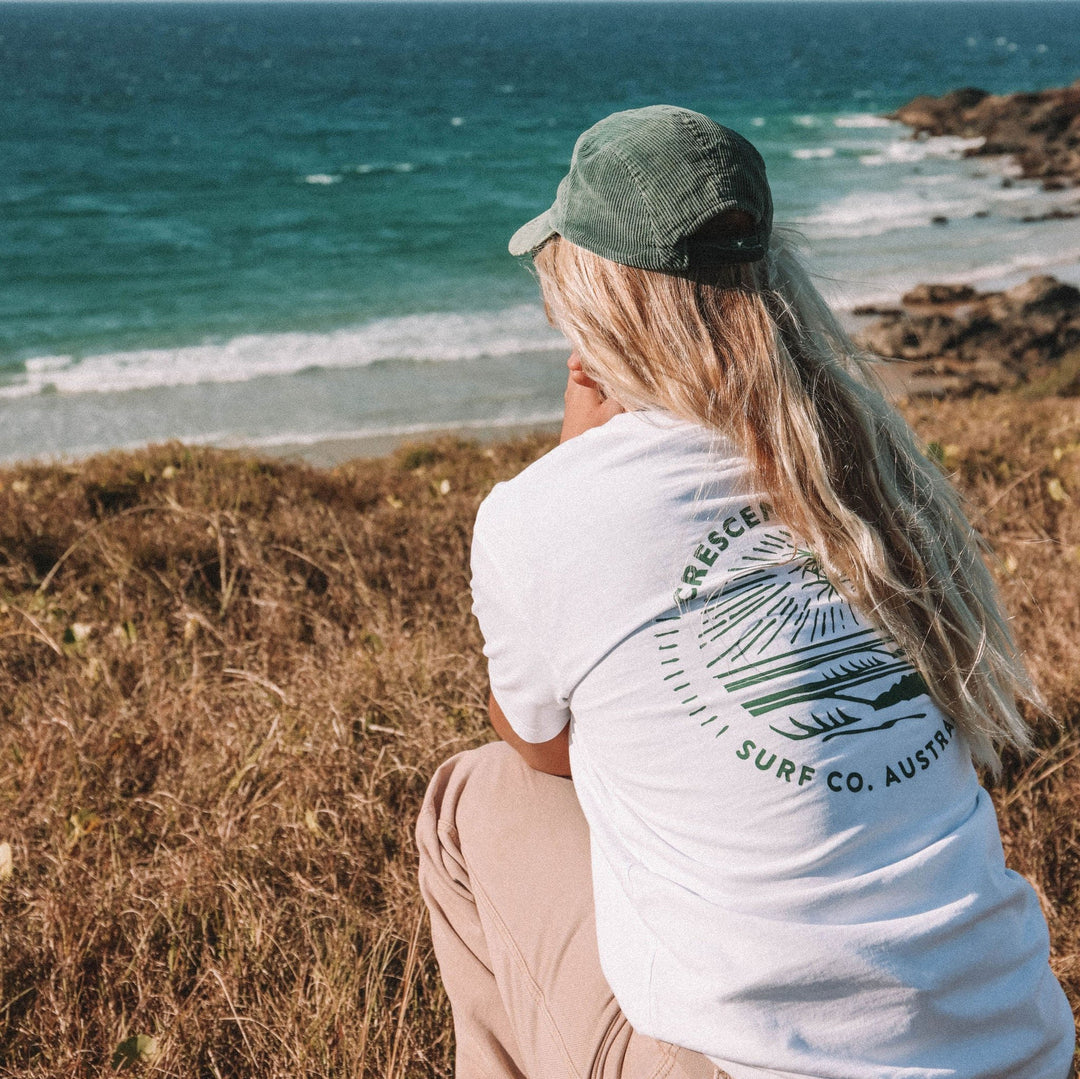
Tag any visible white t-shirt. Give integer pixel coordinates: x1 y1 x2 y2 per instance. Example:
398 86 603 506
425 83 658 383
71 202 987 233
470 410 1074 1079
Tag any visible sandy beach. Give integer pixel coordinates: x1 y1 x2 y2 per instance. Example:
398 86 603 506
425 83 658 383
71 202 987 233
252 418 563 470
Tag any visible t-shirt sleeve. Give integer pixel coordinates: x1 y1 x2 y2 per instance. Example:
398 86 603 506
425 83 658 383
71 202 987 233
470 497 571 744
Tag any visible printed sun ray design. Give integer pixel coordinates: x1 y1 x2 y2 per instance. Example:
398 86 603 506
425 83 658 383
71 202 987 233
799 570 839 604
699 576 793 656
686 526 930 734
728 617 779 662
738 532 794 565
786 604 814 645
700 532 859 655
764 596 801 652
699 576 777 634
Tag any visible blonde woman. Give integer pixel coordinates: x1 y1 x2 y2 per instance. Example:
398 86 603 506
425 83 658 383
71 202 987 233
416 106 1074 1079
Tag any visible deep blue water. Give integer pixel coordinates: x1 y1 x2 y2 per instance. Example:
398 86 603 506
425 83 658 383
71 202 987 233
2 1 1079 460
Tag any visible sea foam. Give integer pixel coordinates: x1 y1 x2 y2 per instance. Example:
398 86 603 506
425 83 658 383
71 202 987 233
833 114 897 129
0 306 565 400
796 181 991 239
858 134 986 167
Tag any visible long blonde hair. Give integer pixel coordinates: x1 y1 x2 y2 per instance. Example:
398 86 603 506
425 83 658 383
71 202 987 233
533 231 1039 771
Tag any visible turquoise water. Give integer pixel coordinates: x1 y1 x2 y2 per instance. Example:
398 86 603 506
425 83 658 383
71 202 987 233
3 1 1080 461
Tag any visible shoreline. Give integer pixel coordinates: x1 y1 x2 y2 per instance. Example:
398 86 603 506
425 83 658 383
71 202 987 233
3 246 1077 474
3 261 1075 474
5 220 1077 474
6 83 1080 472
251 418 564 469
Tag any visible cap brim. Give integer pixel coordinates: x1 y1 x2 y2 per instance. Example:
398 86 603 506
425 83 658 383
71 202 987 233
508 207 559 256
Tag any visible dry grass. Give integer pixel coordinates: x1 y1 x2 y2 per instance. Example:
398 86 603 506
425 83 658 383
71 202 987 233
0 397 1077 1076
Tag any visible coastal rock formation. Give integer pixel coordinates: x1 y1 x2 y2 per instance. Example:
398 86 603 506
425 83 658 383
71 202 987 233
890 82 1080 187
856 275 1080 396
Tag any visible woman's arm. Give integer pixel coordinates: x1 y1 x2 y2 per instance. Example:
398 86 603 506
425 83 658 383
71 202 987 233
483 353 620 779
489 693 571 777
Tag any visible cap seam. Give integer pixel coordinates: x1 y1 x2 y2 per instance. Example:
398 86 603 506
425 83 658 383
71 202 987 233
606 142 666 265
677 111 740 237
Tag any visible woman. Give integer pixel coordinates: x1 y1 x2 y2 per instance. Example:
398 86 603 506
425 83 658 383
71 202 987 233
416 106 1074 1079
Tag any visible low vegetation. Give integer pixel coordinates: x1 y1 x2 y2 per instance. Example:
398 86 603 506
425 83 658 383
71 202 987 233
0 395 1077 1076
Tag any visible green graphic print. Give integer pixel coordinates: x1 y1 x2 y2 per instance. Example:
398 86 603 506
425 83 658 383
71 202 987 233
657 503 932 754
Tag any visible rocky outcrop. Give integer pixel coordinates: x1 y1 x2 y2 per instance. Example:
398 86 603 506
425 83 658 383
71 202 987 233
856 275 1080 396
890 82 1080 188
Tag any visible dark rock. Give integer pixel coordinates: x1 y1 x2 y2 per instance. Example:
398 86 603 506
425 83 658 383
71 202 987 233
900 283 978 307
889 88 990 137
889 81 1080 187
855 274 1080 397
994 275 1080 315
1020 206 1080 223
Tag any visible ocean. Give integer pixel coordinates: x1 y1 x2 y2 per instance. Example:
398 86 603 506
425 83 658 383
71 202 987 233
3 0 1080 464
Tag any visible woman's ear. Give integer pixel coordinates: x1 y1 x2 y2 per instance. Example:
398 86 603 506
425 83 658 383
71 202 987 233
567 351 599 389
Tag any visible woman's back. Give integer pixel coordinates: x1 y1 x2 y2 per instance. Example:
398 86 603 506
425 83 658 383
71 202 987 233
472 408 1074 1077
421 105 1075 1079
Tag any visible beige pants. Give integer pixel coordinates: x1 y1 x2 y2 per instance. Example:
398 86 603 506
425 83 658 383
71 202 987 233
416 741 728 1079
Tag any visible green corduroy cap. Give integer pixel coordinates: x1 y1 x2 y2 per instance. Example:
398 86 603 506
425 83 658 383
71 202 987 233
509 105 773 272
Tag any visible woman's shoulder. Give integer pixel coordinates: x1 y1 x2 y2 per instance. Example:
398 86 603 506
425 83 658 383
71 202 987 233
480 410 734 523
473 411 748 594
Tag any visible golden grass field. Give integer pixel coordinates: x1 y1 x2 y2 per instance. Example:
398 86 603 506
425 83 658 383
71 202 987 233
0 391 1078 1076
